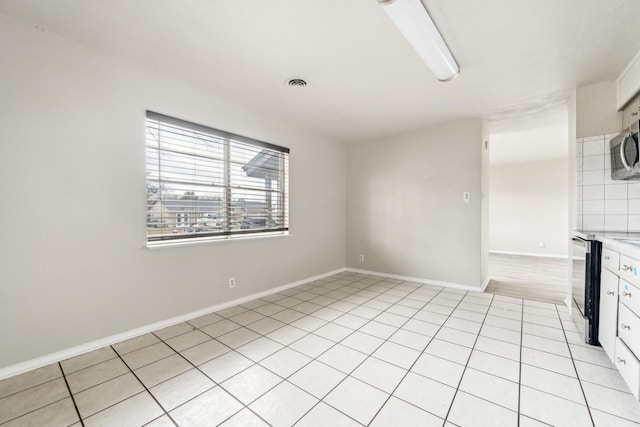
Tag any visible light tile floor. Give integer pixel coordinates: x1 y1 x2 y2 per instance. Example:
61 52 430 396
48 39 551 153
2 272 640 426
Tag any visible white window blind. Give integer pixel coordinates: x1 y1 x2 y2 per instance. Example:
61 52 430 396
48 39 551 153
145 111 289 244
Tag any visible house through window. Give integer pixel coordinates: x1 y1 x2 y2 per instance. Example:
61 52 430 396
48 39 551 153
145 111 289 244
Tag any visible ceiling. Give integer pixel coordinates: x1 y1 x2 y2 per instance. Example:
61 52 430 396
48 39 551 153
2 0 640 143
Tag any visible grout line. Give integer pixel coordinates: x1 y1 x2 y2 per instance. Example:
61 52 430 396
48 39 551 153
14 272 637 427
313 277 527 422
554 305 596 427
64 370 131 396
59 353 120 378
369 291 496 422
290 279 446 425
521 414 555 427
517 297 524 427
108 345 181 427
441 293 497 424
576 376 633 394
509 301 607 426
282 277 413 424
59 362 85 427
149 333 273 427
0 380 81 427
283 279 421 423
142 414 177 426
136 274 391 426
0 374 68 403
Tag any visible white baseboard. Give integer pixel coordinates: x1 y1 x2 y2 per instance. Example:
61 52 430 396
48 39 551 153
481 276 493 292
489 250 568 259
0 267 346 380
564 295 573 314
346 268 483 292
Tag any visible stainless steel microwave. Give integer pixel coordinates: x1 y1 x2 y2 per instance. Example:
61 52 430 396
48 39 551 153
610 120 640 180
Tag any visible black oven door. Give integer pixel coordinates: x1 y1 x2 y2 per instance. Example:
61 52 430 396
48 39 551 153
571 236 601 345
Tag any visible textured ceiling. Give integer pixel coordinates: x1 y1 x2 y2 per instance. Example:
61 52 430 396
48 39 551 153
1 0 639 143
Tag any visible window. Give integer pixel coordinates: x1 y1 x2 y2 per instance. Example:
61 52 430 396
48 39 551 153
145 111 289 244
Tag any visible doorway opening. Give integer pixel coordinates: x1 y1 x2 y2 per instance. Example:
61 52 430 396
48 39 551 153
485 121 569 303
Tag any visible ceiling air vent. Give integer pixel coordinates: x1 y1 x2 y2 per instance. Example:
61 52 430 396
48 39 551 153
287 78 307 88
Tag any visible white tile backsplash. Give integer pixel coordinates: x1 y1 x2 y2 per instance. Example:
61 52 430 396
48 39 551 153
576 133 639 232
604 215 628 231
582 155 604 171
629 199 640 215
605 184 627 200
583 200 604 215
583 139 605 156
583 170 605 186
605 200 627 215
630 215 640 230
629 183 640 199
582 185 604 200
583 215 604 230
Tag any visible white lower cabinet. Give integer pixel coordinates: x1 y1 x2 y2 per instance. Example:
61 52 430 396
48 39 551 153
620 280 640 315
599 269 619 362
619 303 640 356
616 337 640 400
603 247 620 272
620 254 640 288
601 244 640 400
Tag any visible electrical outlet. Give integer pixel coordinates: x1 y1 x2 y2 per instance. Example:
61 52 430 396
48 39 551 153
228 277 236 288
463 192 470 202
359 254 364 262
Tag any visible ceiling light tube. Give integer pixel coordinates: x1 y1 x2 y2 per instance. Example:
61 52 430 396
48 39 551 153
378 0 459 82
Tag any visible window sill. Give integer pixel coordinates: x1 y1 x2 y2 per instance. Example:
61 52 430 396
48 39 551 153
144 231 291 250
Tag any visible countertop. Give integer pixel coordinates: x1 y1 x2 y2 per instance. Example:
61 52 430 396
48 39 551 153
575 230 640 259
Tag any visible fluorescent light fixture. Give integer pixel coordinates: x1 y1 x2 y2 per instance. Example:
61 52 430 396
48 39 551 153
378 0 459 82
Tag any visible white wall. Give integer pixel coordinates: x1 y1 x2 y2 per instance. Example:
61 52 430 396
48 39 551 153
568 90 577 300
0 16 346 369
576 80 622 138
569 90 577 235
346 119 484 288
489 160 569 257
481 124 490 285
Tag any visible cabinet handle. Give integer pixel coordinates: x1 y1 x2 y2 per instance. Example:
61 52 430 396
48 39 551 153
618 357 627 364
623 291 632 297
621 324 631 330
605 255 611 260
622 265 633 271
607 290 615 296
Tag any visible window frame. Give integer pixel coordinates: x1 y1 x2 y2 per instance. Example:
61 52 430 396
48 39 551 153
145 111 289 246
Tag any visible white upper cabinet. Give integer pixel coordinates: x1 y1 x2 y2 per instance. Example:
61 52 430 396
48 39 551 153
622 96 640 129
618 49 640 111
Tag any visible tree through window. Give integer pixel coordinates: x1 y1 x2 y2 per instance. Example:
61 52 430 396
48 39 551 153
145 111 289 244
